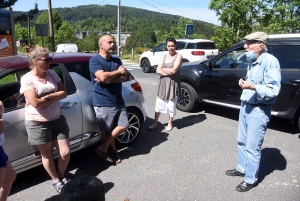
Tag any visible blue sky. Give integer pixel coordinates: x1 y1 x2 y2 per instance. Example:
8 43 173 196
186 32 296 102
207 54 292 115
11 0 220 25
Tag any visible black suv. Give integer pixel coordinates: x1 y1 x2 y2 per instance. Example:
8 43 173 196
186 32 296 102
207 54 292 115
177 34 300 131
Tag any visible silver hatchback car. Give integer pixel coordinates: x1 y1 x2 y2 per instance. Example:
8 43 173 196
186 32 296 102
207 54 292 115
0 53 147 173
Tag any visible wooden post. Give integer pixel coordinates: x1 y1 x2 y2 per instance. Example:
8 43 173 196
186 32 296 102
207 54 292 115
132 48 134 60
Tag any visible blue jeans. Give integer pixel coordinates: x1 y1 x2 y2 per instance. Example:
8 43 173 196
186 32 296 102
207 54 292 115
236 102 271 184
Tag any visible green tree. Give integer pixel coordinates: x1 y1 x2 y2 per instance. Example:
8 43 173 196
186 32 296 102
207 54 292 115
209 0 263 51
257 0 300 33
55 21 76 44
35 10 63 33
160 16 193 41
35 10 63 49
14 23 28 44
82 31 100 52
125 27 157 52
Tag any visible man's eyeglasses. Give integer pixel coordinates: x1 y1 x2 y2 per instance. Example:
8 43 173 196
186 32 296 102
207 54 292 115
244 40 262 46
36 57 53 63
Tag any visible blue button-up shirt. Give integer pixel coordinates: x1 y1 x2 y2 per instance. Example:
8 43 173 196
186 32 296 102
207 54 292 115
240 52 281 105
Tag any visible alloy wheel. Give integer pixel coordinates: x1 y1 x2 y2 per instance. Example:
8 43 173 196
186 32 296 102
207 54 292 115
117 111 141 144
177 88 190 108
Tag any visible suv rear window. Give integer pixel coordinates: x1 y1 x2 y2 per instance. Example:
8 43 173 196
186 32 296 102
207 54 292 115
268 45 300 69
194 42 217 49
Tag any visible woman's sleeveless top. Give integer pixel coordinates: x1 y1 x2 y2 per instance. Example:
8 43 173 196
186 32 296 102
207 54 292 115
156 53 181 100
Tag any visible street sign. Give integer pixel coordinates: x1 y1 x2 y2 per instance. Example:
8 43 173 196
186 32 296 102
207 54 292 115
0 8 16 58
185 24 194 35
35 24 48 36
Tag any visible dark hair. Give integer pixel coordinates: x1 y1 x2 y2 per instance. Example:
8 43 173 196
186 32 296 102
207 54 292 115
60 175 105 201
25 45 34 53
165 38 177 45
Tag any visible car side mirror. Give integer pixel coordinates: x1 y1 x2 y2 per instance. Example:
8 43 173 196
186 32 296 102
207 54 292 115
204 61 212 69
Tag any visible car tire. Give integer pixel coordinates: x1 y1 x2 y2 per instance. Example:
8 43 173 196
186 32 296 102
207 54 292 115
176 82 199 112
141 58 152 73
116 108 143 146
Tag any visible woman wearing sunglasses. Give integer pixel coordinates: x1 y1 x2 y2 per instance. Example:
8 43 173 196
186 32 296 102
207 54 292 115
20 46 70 193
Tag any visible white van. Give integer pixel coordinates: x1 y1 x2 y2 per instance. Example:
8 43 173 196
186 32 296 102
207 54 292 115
55 44 78 53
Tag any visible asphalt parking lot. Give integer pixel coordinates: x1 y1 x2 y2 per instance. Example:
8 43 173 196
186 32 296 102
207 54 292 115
7 66 300 201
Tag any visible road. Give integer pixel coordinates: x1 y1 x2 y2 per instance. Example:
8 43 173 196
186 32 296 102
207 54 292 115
8 64 300 201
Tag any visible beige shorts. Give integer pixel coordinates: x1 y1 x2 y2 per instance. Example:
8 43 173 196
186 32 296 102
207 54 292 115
155 96 178 117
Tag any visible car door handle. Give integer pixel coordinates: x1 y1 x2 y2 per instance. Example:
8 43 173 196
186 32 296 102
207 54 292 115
289 79 300 85
61 102 77 109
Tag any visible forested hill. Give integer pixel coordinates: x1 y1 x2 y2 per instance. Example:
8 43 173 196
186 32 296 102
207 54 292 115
13 4 216 39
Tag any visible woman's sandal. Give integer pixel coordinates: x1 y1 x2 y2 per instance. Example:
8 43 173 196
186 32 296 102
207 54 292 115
52 180 64 194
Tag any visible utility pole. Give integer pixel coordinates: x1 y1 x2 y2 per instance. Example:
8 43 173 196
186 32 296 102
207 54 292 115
27 16 31 45
117 0 121 57
48 0 55 52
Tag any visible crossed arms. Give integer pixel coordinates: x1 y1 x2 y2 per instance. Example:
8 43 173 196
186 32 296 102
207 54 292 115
156 54 182 76
94 65 127 84
23 81 67 109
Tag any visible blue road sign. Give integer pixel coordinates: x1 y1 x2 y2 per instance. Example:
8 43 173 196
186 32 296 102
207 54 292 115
185 24 194 35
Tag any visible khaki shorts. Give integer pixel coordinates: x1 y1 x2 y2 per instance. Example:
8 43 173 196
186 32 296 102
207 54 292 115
25 115 70 145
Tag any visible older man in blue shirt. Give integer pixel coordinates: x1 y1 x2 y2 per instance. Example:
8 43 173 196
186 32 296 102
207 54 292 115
225 32 281 192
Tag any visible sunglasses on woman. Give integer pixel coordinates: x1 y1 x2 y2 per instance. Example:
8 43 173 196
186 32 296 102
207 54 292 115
36 57 53 63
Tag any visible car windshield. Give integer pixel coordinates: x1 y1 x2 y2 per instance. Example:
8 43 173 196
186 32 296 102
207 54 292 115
195 42 217 49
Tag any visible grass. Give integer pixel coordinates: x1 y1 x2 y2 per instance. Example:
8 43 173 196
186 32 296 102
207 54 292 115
121 54 141 63
0 74 15 85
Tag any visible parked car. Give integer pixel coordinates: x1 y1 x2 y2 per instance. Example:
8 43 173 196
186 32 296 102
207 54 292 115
139 38 219 73
0 53 146 173
55 43 78 53
177 33 300 131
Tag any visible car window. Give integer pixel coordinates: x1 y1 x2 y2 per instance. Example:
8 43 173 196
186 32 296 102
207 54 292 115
214 48 247 69
186 43 195 49
154 43 167 52
176 42 186 50
0 69 28 84
50 65 64 83
63 62 91 81
0 69 29 112
268 45 300 69
195 42 217 49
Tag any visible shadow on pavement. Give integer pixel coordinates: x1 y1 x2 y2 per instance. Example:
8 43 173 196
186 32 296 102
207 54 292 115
173 114 206 129
257 147 287 184
117 116 169 161
200 104 299 135
9 116 169 200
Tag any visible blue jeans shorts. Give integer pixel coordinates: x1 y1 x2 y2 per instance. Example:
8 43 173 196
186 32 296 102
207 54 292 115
0 146 8 168
94 105 129 133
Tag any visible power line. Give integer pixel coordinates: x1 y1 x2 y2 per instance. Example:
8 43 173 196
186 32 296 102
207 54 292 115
140 0 169 14
99 0 106 5
149 0 218 25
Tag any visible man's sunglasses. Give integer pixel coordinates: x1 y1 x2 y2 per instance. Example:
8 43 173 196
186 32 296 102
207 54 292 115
36 57 53 63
